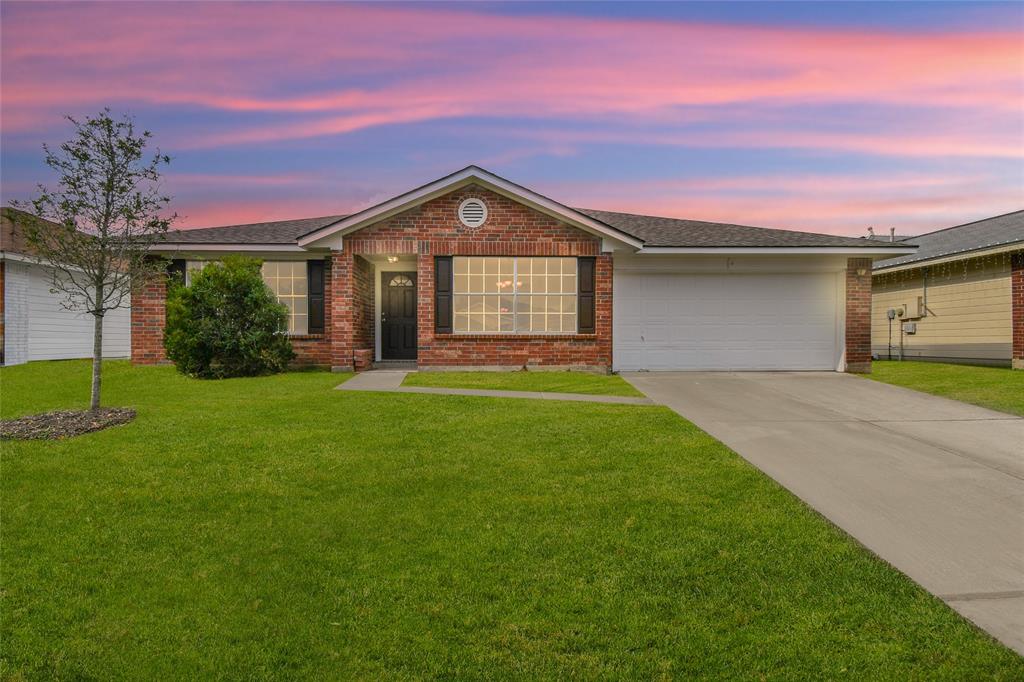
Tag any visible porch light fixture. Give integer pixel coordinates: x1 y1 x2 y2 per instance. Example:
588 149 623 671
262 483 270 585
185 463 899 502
387 256 399 263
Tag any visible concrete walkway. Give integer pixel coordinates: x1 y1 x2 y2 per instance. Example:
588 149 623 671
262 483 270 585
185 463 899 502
337 370 654 405
623 371 1024 655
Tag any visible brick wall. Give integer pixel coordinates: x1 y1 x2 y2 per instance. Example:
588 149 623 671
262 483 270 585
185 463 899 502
346 185 611 371
845 257 873 373
1012 251 1023 370
130 267 168 364
352 255 375 354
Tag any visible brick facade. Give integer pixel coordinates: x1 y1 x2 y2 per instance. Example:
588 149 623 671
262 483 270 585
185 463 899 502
130 267 169 364
344 185 611 371
845 257 873 373
1012 251 1023 370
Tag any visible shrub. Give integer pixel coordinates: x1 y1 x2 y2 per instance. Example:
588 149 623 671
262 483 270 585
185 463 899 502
164 256 295 378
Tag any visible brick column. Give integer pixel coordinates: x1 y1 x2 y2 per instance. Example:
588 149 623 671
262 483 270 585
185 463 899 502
595 253 614 371
329 250 355 372
1012 251 1023 370
845 257 872 373
131 271 168 364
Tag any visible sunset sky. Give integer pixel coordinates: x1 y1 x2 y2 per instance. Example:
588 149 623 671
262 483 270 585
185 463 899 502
2 1 1021 235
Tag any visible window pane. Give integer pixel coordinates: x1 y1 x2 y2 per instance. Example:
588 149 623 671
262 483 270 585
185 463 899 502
563 313 577 333
454 274 469 293
547 314 562 333
454 313 469 331
533 274 547 293
292 314 308 336
470 275 484 293
469 296 484 314
483 296 498 313
500 314 514 332
484 314 499 332
454 258 469 275
454 295 469 313
499 257 514 276
518 258 531 274
469 315 483 332
499 296 514 314
515 313 530 332
548 275 561 293
469 258 483 274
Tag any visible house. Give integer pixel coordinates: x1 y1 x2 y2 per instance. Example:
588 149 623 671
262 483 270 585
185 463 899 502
136 166 913 373
871 211 1024 368
1 208 132 366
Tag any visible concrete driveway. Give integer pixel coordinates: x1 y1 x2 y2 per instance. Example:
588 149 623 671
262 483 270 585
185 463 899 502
624 371 1024 655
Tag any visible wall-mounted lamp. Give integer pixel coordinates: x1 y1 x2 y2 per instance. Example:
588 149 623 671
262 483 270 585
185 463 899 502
856 267 867 276
386 256 399 263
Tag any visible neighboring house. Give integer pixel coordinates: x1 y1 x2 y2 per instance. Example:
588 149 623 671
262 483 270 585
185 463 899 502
137 166 912 373
871 211 1024 368
0 208 131 366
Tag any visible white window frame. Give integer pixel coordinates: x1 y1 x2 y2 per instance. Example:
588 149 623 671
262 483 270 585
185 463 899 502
452 256 578 335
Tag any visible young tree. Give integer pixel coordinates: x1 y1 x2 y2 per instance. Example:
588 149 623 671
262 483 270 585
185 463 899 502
12 109 175 410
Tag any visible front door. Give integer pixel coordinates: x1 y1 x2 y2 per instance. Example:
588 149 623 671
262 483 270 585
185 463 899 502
382 272 417 360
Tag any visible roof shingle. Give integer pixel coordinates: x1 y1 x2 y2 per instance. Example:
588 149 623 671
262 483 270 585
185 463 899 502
874 210 1024 270
576 208 904 248
163 215 347 245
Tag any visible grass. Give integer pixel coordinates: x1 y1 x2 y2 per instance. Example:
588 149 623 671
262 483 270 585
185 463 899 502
403 370 643 396
2 361 1021 679
869 360 1024 417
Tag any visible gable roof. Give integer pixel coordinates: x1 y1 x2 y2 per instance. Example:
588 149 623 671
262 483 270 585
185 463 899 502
297 165 642 249
576 208 904 249
873 210 1024 271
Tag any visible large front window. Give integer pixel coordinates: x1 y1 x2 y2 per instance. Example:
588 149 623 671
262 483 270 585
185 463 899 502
261 261 308 335
453 257 577 333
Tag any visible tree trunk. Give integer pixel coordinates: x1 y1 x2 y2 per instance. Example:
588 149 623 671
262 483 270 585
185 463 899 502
91 312 104 411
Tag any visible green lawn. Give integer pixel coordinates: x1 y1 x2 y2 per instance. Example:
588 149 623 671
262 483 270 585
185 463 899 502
2 361 1021 679
403 369 643 396
870 360 1024 417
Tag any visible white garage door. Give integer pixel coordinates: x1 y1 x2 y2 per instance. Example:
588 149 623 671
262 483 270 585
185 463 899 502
614 270 841 371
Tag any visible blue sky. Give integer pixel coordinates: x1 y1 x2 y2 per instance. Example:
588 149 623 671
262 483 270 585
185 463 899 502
2 1 1021 234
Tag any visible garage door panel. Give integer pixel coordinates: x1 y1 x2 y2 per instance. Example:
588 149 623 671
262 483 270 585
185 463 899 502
613 271 840 371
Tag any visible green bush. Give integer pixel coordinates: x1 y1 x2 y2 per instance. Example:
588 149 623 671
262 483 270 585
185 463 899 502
164 256 295 378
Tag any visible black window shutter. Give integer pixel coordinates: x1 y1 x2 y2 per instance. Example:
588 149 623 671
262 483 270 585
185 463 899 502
167 258 186 284
435 256 453 334
307 259 325 335
577 257 596 333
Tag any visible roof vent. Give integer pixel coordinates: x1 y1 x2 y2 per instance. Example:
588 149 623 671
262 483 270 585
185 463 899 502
458 198 487 228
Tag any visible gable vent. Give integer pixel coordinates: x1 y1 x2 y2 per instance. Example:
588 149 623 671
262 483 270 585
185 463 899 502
458 198 487 228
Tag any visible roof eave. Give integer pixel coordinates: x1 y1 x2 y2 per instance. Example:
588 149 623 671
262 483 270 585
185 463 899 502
873 240 1024 273
637 245 918 257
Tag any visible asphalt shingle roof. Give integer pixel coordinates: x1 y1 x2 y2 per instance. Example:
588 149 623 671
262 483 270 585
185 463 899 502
162 207 906 250
874 210 1024 270
576 208 902 248
163 215 347 245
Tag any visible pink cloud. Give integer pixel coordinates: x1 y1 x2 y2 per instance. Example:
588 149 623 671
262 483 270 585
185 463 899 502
2 3 1021 155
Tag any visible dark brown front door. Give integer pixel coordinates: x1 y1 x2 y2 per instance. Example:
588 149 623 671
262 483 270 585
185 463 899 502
382 272 417 360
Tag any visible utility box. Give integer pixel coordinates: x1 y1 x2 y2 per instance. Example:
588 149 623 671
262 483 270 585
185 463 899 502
902 322 917 335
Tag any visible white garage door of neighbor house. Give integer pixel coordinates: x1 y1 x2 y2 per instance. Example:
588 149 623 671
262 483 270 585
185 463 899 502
27 263 131 362
613 271 842 371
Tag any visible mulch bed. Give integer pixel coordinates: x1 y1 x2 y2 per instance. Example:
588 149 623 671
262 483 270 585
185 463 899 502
1 408 136 441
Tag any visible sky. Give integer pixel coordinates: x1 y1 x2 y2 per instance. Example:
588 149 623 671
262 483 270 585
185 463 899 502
1 1 1022 236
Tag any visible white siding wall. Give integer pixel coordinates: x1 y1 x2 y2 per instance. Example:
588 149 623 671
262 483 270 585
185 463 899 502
4 260 31 365
2 259 131 365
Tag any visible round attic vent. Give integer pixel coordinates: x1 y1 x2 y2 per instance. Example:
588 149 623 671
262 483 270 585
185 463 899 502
458 198 487 228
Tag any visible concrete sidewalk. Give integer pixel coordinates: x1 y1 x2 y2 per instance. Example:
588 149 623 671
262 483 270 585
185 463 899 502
624 371 1024 655
337 370 654 405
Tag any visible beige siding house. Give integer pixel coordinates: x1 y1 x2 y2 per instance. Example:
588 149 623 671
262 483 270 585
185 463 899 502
871 211 1023 368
